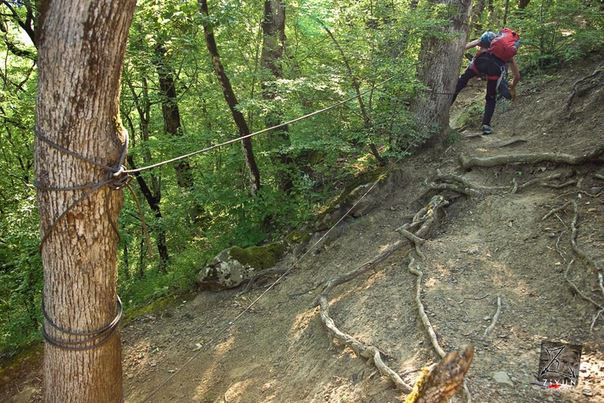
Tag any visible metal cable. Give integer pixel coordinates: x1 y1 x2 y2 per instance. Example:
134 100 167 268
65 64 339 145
125 76 395 174
42 296 123 351
140 170 387 402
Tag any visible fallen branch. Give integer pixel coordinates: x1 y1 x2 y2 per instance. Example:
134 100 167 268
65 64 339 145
594 174 604 181
483 296 502 338
405 345 474 403
459 144 604 170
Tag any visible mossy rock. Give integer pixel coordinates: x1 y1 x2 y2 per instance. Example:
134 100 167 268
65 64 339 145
198 242 287 290
285 229 311 244
229 242 286 270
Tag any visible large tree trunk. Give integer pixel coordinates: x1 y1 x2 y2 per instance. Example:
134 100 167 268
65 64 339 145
35 0 136 401
412 0 472 147
199 0 261 195
260 0 295 191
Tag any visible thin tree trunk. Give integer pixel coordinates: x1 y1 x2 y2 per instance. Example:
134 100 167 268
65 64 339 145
471 0 486 35
503 0 510 25
35 0 136 401
199 0 261 195
127 156 169 271
411 0 472 147
319 22 385 166
122 243 130 280
125 76 169 271
153 44 195 190
518 0 530 9
260 0 295 191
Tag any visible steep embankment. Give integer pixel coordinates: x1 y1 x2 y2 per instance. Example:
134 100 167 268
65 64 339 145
3 56 604 403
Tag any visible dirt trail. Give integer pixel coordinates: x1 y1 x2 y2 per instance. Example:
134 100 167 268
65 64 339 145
3 56 604 403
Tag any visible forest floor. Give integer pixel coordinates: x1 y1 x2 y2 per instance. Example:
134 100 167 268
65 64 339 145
2 54 604 403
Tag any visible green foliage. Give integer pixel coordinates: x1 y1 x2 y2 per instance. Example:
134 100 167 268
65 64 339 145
453 100 483 130
1 0 603 358
510 1 604 68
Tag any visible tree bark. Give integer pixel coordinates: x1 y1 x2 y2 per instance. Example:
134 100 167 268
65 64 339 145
153 44 195 190
471 0 486 35
412 0 472 147
125 75 169 271
319 22 385 166
127 156 169 270
518 0 530 9
260 0 295 191
503 0 510 25
35 0 136 401
199 0 261 195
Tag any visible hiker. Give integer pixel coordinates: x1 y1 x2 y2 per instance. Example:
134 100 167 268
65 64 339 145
451 28 521 135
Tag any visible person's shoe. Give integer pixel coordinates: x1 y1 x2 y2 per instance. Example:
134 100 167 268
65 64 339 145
482 125 493 135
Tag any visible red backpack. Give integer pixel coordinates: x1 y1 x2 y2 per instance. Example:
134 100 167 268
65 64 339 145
488 28 520 62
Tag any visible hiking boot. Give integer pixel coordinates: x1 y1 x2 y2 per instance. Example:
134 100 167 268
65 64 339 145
482 125 493 135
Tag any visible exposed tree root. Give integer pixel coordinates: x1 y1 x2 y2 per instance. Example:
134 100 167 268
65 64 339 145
564 259 603 311
568 200 604 329
433 173 507 195
313 240 405 307
240 267 289 293
591 309 604 333
569 200 603 278
459 144 604 170
314 196 449 394
513 173 572 194
542 201 571 221
408 257 446 358
545 199 604 330
565 64 604 112
483 296 502 338
317 295 413 392
408 256 473 403
493 138 528 148
404 345 474 403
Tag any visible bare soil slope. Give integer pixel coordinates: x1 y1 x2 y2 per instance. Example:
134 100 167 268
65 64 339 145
3 55 604 403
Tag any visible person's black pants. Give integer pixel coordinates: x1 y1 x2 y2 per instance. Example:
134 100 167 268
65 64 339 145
451 53 504 126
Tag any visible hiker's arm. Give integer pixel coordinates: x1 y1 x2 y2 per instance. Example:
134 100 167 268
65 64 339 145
464 39 481 50
510 58 521 86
